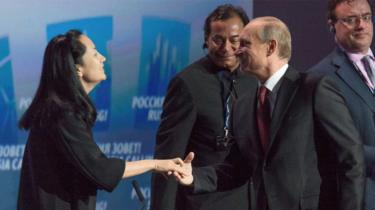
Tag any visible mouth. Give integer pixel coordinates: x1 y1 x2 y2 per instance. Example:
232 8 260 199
353 32 369 37
217 55 236 61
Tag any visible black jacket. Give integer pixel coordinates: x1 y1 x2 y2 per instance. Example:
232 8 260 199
18 112 125 210
151 56 257 210
193 68 365 210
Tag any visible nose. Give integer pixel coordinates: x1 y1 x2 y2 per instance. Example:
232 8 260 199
101 53 106 62
355 17 368 28
220 39 237 52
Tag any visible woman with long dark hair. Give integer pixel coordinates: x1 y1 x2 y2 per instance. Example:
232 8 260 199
17 29 188 210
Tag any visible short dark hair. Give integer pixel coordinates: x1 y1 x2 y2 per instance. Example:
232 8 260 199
327 0 373 21
203 4 249 48
19 29 97 129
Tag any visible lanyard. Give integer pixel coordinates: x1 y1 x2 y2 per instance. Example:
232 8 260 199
216 70 237 150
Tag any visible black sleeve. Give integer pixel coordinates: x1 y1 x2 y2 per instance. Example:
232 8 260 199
55 113 125 192
314 76 365 210
151 76 197 210
193 143 250 193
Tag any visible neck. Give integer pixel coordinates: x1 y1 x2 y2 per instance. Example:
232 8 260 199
258 58 287 82
80 80 95 94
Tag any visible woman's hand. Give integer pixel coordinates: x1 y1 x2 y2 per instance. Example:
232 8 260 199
123 152 194 182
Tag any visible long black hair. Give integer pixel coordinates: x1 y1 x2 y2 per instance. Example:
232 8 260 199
19 29 97 129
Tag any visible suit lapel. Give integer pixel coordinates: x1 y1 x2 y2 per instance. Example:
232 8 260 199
268 67 301 149
332 48 375 112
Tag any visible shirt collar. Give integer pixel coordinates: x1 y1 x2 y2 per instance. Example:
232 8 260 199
337 43 374 62
262 63 289 92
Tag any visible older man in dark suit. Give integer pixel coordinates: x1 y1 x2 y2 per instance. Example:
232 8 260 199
177 16 365 210
309 0 375 209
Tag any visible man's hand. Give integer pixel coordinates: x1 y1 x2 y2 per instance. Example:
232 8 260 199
173 152 194 186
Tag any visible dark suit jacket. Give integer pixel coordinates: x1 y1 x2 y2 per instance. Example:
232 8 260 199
309 47 375 210
18 112 125 210
151 56 257 210
193 67 364 210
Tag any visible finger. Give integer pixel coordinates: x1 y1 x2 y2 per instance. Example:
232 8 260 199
184 152 195 163
173 171 183 180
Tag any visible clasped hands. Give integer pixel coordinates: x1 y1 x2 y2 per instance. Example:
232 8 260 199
154 152 195 186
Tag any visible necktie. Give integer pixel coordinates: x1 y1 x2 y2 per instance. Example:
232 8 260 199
361 55 375 91
257 86 270 152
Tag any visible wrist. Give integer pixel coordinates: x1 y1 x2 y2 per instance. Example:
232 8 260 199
152 159 159 171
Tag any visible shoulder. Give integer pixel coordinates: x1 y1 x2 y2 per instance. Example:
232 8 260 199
174 57 217 81
57 111 90 131
308 48 346 74
302 72 343 99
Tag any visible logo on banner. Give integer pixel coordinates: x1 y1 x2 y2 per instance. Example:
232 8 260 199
0 36 18 143
134 17 190 128
46 16 113 131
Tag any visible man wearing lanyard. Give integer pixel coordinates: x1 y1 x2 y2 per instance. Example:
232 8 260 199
150 4 256 210
309 0 375 209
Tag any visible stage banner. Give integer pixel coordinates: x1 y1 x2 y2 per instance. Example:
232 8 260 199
0 1 252 209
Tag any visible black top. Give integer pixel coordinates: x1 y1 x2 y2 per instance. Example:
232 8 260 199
151 56 257 210
17 112 125 210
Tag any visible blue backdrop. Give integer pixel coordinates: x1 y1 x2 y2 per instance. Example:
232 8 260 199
0 1 252 209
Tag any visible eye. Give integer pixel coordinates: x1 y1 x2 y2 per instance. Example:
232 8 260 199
231 37 240 44
362 14 373 21
211 36 224 46
344 16 356 24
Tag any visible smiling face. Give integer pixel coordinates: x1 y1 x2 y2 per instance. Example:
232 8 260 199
76 35 106 93
237 22 269 77
333 0 373 54
205 16 244 71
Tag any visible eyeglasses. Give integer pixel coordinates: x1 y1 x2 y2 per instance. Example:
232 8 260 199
336 14 373 26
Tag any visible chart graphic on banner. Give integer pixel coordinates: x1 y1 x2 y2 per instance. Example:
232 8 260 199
0 36 18 144
133 17 190 128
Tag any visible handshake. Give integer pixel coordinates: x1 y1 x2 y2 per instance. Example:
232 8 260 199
153 152 195 186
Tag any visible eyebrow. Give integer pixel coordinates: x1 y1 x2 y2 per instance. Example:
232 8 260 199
344 12 372 17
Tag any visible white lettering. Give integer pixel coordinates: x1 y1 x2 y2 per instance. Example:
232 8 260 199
0 158 10 170
0 145 25 158
12 158 22 170
147 109 162 121
96 109 108 122
111 142 142 155
19 97 32 111
98 143 111 155
131 187 151 200
131 96 164 109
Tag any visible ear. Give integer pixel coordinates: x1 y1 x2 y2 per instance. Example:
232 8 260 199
203 36 209 49
266 39 277 57
327 19 336 33
76 64 83 78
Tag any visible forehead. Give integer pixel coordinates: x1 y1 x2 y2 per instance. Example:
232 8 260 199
335 0 371 16
209 16 244 35
79 35 94 48
240 22 261 40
